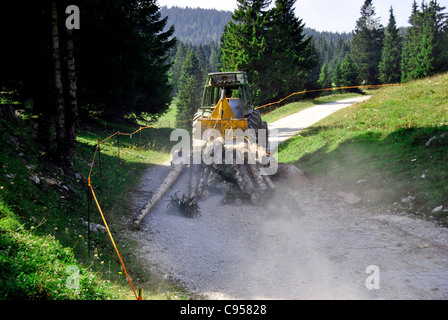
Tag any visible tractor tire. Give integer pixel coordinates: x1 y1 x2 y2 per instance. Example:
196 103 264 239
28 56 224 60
247 109 262 131
247 110 269 149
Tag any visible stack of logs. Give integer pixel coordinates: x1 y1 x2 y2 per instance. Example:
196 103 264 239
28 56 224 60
132 140 307 228
189 139 276 205
189 162 275 205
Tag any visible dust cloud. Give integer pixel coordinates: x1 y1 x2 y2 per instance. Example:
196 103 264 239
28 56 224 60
126 163 448 300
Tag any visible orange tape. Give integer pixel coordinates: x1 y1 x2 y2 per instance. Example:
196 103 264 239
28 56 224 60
255 83 402 110
88 179 139 300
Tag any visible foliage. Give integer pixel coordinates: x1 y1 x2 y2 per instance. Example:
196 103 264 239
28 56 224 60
278 72 448 225
219 0 272 106
219 0 317 106
160 6 232 45
165 6 352 105
311 33 352 80
338 55 361 92
401 0 448 82
167 192 201 219
318 63 333 90
75 0 176 120
169 41 218 96
0 105 188 299
351 0 385 85
0 0 176 170
379 7 403 84
175 50 203 129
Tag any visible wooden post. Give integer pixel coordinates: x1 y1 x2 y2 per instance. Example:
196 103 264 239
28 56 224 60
97 140 102 178
139 127 142 148
117 132 120 164
87 183 91 257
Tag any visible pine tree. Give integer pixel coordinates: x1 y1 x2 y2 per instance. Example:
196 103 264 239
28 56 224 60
379 6 402 84
208 41 219 72
318 63 332 90
401 0 448 82
196 44 210 86
339 54 361 92
402 1 426 82
219 0 317 106
265 0 317 101
351 0 384 84
415 24 436 78
424 0 448 72
176 49 203 130
333 62 343 88
171 42 188 95
219 0 272 105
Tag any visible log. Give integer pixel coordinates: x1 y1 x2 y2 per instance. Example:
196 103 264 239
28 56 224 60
231 164 246 192
201 167 220 200
247 164 267 193
240 164 258 204
189 164 201 199
132 163 185 229
263 174 275 190
196 165 211 199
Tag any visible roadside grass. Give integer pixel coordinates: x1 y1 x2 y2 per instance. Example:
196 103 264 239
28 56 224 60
0 99 191 300
277 72 448 225
260 92 363 123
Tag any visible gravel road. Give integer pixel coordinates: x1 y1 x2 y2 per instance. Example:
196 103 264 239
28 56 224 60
126 97 448 300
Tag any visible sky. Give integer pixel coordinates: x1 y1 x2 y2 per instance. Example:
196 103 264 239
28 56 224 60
156 0 447 33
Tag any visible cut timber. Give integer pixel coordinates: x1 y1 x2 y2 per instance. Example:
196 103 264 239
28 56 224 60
247 164 267 193
196 165 211 199
189 164 201 199
132 163 184 229
239 164 257 204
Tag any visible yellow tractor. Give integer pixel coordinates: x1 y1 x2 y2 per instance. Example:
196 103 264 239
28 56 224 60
193 71 268 147
190 71 273 204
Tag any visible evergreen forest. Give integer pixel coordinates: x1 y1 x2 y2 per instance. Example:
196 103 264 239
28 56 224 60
168 0 447 125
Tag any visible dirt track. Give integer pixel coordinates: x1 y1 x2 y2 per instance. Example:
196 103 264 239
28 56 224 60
126 97 448 300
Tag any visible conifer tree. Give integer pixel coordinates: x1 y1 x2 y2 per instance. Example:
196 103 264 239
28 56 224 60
318 63 332 90
171 42 188 95
196 44 210 86
333 62 343 88
176 49 203 130
266 0 317 101
401 0 448 81
379 6 402 84
219 0 317 106
351 0 384 84
339 54 361 92
219 0 272 105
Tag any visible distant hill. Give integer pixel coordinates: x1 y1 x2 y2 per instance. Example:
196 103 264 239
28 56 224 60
161 6 352 47
160 6 232 45
162 6 353 78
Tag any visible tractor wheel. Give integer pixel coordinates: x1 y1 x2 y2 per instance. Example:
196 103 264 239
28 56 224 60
247 109 262 131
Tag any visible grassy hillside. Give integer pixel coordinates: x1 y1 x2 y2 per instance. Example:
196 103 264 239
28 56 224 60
0 102 186 299
277 72 448 225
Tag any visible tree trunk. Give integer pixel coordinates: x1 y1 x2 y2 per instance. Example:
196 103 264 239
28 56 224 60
63 25 78 170
133 163 185 229
51 2 66 161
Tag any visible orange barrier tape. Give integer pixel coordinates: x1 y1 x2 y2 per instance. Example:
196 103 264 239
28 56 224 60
255 83 402 110
88 178 139 300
